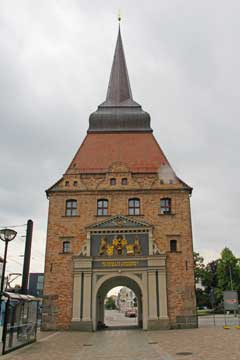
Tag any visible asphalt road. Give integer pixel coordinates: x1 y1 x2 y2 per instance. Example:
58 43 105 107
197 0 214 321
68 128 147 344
104 309 138 327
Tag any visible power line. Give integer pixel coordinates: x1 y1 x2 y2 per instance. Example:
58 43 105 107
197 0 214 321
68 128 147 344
0 224 27 229
7 258 22 266
13 235 45 256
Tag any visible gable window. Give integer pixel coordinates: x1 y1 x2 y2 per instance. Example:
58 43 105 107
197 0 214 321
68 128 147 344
170 239 177 252
110 178 116 185
73 181 78 187
160 198 171 214
65 199 77 216
65 181 69 186
121 178 128 185
63 241 70 253
97 199 108 216
128 198 140 215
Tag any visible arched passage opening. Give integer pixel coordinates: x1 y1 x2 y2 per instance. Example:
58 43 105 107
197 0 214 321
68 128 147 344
95 276 143 330
104 286 138 328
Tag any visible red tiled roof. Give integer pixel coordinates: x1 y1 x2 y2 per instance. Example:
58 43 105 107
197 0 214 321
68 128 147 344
66 133 170 174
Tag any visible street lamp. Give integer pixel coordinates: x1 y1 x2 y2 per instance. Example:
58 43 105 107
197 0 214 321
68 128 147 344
0 229 17 293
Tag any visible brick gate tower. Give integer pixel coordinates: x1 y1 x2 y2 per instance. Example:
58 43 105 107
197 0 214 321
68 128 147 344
43 25 197 331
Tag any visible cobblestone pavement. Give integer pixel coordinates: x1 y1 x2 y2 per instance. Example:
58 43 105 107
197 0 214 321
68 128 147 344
3 327 240 360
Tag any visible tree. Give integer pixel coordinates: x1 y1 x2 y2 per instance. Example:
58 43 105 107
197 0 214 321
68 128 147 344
217 247 240 293
193 252 205 283
195 288 210 308
194 252 209 307
194 248 240 307
203 260 219 305
105 296 116 310
204 260 218 289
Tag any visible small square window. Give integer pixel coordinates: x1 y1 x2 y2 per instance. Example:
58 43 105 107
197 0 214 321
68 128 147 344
97 199 108 216
110 178 116 185
121 178 128 185
65 181 69 186
128 198 140 215
66 200 77 216
160 198 171 214
63 241 70 253
73 181 78 187
170 239 177 252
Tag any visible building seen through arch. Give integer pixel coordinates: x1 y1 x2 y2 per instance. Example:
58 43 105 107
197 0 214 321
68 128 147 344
42 24 197 331
100 284 140 329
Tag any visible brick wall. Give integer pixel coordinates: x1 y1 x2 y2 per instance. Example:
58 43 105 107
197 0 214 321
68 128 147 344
43 169 196 329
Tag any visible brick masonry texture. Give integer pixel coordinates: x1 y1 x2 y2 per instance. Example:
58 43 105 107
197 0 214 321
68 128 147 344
43 162 196 330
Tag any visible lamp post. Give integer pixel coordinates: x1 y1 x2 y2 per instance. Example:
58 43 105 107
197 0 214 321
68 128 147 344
0 229 17 293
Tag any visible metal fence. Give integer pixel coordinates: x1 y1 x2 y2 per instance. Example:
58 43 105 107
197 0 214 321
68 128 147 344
198 313 240 328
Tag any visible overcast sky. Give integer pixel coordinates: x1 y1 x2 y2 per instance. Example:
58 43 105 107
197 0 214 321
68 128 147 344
0 1 239 279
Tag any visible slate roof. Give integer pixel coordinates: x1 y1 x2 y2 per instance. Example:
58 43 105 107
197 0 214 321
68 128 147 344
101 26 136 107
88 26 152 133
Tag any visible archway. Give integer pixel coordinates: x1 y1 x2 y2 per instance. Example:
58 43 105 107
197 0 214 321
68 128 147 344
95 276 143 330
104 286 138 328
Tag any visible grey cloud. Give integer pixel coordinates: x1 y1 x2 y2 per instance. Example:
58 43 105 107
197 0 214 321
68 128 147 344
0 0 239 274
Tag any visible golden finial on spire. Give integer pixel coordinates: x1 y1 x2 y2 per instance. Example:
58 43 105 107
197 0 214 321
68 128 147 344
118 9 122 22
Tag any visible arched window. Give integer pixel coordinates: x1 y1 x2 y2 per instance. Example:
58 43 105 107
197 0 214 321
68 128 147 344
110 178 116 185
128 198 140 215
121 178 128 185
170 239 177 252
160 198 171 214
65 199 77 216
97 199 108 216
63 241 70 253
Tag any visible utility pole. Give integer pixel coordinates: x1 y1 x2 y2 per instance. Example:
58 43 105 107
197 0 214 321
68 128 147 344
21 219 33 294
229 266 233 291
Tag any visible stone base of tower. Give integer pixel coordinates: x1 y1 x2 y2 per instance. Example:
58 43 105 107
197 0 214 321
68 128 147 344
70 321 93 331
147 318 170 330
170 315 198 329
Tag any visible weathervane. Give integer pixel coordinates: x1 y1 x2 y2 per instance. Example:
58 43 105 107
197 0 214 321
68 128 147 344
118 9 122 22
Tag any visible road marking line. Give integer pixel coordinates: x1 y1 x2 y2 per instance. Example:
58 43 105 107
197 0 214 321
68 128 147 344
2 332 59 359
39 331 60 342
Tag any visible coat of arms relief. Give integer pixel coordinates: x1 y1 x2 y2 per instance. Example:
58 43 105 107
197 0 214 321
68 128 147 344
98 234 142 257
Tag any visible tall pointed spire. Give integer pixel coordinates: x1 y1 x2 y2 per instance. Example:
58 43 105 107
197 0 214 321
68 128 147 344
88 24 152 133
102 26 137 107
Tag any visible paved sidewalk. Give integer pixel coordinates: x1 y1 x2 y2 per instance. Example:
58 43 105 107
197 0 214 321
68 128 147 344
2 327 240 360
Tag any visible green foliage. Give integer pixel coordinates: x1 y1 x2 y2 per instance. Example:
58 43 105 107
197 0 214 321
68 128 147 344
194 247 240 307
195 288 210 308
217 247 240 292
105 296 116 310
193 252 205 282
